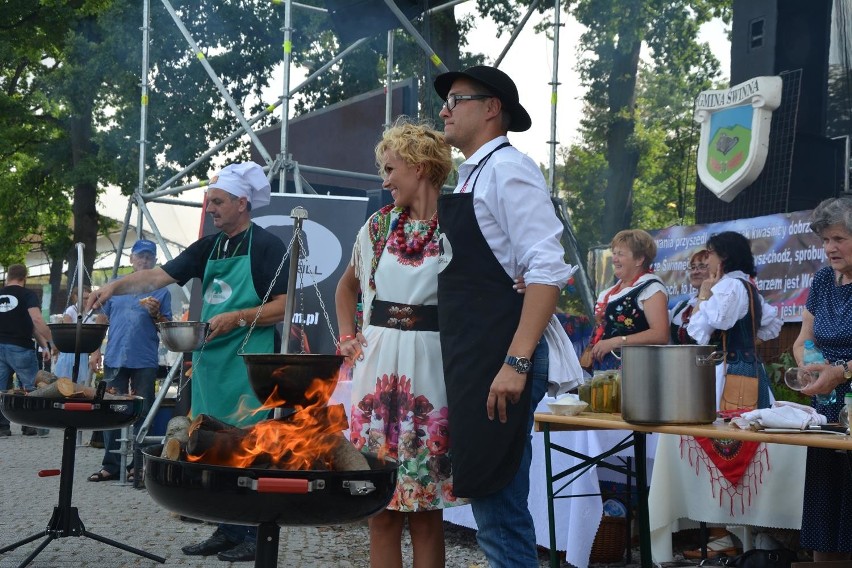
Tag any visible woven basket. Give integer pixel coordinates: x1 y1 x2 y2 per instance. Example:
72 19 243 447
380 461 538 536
589 515 627 564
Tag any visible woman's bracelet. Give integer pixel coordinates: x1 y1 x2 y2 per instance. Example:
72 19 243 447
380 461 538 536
339 334 356 342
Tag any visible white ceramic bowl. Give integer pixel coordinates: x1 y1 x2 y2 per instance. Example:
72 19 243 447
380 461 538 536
546 397 589 416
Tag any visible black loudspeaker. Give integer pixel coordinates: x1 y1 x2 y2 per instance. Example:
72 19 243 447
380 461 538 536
730 0 832 136
325 0 447 45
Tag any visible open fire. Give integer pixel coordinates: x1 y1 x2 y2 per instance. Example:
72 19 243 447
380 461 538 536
167 375 368 472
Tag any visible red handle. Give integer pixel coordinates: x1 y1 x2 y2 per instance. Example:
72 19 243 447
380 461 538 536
255 478 310 494
63 402 93 411
38 469 61 477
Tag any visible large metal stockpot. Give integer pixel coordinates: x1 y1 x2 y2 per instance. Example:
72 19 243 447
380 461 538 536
620 344 721 424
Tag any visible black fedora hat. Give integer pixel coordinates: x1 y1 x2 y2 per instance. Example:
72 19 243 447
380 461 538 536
434 65 532 132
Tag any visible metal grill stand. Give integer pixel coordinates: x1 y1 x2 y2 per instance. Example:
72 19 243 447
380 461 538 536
0 426 165 567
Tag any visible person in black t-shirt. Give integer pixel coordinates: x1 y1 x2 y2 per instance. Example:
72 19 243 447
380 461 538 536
0 264 53 436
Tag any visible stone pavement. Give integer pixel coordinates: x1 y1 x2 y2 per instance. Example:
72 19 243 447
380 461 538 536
0 423 643 568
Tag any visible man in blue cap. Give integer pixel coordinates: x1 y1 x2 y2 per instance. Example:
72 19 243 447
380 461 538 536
86 162 288 563
88 239 172 482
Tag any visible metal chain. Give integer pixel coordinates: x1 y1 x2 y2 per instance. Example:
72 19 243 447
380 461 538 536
237 234 293 354
296 230 339 349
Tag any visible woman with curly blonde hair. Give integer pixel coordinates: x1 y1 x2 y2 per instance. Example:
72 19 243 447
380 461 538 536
336 117 462 568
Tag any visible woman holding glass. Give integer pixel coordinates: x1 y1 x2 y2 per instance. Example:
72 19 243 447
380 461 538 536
792 197 852 561
588 229 669 370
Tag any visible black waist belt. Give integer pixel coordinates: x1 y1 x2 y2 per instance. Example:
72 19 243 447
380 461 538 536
370 300 439 331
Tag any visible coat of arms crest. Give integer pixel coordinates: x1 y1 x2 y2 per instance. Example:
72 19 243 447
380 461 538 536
694 76 782 202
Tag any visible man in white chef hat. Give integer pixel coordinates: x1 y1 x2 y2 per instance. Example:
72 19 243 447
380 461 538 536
87 161 288 562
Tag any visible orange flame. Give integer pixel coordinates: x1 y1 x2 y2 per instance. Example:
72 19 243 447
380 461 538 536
186 377 349 470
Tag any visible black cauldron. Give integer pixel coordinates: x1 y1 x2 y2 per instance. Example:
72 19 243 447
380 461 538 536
241 354 345 408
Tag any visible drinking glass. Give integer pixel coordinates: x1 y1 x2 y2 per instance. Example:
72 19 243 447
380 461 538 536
784 367 816 391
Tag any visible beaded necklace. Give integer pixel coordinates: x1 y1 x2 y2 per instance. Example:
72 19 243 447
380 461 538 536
390 208 438 256
368 205 439 289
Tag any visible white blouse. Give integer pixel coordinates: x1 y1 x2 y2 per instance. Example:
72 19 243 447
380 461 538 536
686 270 782 345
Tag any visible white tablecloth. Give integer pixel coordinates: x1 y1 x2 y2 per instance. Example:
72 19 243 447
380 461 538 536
331 381 656 568
648 433 806 563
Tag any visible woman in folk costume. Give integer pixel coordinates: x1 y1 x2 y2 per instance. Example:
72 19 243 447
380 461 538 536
668 231 787 560
587 229 670 370
336 118 463 568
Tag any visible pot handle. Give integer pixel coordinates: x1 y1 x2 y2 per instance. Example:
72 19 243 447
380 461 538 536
696 350 726 366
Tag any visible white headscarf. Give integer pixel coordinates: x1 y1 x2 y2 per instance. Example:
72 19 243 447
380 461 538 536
209 162 271 209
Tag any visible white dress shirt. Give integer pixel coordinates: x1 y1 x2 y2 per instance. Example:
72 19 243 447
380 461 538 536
455 136 575 288
455 136 580 393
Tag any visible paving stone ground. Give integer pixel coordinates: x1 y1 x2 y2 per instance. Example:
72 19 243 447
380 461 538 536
0 423 651 568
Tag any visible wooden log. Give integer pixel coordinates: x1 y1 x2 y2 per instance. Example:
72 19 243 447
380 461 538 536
34 370 59 387
164 415 191 444
188 414 243 436
29 378 76 398
66 384 123 400
331 435 369 472
160 437 184 460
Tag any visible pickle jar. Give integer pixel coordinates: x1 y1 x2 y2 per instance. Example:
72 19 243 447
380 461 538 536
578 377 593 406
591 371 620 413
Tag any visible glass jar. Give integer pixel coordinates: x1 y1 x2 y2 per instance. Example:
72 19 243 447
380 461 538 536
591 371 620 413
578 377 593 406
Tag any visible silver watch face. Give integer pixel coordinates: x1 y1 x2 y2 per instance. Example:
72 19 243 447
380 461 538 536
238 318 247 327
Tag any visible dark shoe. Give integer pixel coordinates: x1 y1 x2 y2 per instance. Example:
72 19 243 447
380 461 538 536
0 429 11 437
87 470 116 482
181 529 241 556
216 540 256 562
21 426 38 436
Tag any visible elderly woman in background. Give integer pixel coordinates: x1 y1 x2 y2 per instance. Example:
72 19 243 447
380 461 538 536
792 197 852 562
687 231 782 408
589 229 669 370
669 250 710 345
336 118 461 568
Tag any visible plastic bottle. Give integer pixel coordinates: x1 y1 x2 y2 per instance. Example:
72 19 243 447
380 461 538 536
802 340 837 405
840 393 852 430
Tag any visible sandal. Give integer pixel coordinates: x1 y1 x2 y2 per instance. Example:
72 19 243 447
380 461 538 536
87 470 115 482
682 535 740 559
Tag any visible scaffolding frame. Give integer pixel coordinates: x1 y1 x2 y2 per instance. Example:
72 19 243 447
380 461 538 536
116 0 594 313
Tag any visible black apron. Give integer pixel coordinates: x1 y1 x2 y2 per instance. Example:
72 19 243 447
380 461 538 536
437 142 532 498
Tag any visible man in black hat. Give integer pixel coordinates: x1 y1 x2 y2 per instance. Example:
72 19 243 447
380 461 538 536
433 66 574 567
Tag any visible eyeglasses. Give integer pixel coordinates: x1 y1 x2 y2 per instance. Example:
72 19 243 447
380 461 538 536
442 94 492 111
688 264 709 271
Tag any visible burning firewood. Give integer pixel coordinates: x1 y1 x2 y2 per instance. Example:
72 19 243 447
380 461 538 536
188 414 243 437
331 435 369 472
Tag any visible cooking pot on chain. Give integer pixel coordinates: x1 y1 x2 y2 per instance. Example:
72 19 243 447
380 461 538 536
619 345 723 424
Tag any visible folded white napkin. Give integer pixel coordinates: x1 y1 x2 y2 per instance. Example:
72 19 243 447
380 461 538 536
731 400 827 430
544 315 585 397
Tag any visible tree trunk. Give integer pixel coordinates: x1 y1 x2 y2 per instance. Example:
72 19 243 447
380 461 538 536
601 0 645 243
68 112 99 285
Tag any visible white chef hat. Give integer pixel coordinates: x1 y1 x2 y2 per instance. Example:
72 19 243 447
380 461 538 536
209 162 271 209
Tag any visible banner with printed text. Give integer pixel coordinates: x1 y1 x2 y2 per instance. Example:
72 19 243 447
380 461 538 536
591 210 825 322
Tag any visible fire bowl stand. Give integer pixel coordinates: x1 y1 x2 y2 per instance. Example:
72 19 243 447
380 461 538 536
0 426 166 567
256 523 280 568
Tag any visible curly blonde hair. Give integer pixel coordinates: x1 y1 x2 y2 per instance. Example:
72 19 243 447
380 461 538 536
375 117 452 190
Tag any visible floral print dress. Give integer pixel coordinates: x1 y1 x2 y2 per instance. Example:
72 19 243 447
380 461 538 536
348 206 463 512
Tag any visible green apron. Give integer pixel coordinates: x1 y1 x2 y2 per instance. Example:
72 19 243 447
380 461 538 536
192 225 273 427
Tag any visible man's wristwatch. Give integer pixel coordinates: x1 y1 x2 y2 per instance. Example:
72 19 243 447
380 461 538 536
835 359 852 380
504 355 532 374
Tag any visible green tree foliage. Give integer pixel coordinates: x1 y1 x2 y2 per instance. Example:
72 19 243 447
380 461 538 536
556 0 730 257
